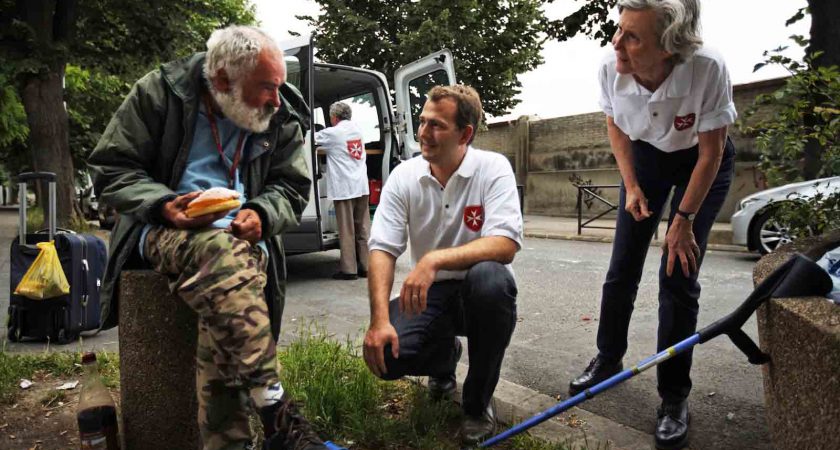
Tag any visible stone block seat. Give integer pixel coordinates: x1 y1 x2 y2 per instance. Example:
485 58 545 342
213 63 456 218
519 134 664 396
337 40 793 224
754 229 839 450
119 270 200 450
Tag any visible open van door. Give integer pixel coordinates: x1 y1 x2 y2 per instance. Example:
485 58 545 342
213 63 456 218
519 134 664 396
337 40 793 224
394 50 456 159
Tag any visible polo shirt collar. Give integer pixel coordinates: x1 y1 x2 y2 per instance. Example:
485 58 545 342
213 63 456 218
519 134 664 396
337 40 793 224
614 57 694 99
665 57 693 98
418 146 477 181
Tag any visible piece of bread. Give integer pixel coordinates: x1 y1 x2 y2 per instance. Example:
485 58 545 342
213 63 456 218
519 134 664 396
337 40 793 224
185 187 241 218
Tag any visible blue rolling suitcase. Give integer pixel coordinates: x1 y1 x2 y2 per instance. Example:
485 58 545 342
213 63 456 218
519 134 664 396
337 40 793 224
7 172 107 344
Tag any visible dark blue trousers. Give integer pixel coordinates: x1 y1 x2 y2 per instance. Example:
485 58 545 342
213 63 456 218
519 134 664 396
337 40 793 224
381 261 518 416
596 138 735 403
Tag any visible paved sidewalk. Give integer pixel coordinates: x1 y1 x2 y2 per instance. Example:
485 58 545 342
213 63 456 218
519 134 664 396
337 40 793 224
524 214 743 252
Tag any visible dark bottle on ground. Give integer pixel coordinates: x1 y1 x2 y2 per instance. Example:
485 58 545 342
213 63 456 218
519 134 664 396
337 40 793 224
77 352 120 450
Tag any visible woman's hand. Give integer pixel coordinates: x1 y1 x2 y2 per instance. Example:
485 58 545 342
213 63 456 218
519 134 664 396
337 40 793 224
663 216 701 277
625 185 652 222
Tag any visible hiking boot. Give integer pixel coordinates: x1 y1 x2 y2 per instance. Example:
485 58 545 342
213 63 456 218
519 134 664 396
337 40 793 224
260 393 328 450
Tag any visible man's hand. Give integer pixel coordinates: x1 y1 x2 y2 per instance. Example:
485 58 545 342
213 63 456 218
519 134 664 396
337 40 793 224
161 192 228 229
230 208 262 244
363 323 399 377
662 216 701 277
625 185 652 222
399 254 438 317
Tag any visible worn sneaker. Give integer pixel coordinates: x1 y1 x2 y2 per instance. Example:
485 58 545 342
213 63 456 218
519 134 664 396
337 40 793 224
460 402 497 446
261 394 328 450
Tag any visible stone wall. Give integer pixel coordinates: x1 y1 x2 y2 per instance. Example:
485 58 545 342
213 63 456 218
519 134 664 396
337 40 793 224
472 78 785 221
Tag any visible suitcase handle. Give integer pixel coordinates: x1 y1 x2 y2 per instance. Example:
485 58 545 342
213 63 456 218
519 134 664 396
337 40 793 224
16 172 57 244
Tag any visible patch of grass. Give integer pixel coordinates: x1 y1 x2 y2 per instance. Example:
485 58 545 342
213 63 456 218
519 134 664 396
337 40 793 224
279 326 462 449
279 325 591 450
0 350 119 404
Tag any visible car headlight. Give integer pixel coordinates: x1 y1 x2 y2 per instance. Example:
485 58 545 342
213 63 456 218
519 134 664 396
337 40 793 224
738 197 762 211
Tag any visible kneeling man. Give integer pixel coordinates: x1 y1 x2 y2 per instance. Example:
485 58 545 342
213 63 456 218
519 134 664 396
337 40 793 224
362 85 523 445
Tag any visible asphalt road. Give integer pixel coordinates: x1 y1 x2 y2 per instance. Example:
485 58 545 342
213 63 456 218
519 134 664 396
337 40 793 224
0 209 766 449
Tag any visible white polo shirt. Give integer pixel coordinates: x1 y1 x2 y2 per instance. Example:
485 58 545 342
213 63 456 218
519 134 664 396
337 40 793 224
369 147 523 281
314 120 370 200
598 47 737 152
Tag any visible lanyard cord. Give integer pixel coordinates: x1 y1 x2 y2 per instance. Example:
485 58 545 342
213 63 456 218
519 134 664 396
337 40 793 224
202 92 246 188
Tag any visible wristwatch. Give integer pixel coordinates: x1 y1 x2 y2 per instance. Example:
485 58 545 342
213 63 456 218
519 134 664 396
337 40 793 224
676 209 696 221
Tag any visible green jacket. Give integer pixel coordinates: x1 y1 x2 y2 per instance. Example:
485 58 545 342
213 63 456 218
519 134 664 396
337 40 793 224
88 53 311 339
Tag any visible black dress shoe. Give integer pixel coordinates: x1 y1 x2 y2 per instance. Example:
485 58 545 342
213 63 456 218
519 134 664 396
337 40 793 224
568 356 623 396
357 268 367 278
428 339 462 400
460 402 496 446
655 400 690 450
331 272 358 280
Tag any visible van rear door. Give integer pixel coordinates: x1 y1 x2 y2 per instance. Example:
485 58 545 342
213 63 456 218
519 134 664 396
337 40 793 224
393 50 457 159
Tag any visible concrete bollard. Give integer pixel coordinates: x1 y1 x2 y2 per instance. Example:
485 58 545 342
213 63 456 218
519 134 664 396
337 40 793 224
119 270 200 450
754 230 840 450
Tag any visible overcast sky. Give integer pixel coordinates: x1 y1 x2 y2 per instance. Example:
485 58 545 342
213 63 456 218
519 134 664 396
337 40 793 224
252 0 809 123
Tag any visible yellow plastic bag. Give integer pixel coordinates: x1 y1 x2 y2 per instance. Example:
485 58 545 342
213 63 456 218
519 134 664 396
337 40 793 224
14 241 70 300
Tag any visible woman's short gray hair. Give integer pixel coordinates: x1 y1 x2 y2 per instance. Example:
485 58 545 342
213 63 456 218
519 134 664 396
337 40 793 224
203 26 283 82
330 102 352 121
618 0 702 64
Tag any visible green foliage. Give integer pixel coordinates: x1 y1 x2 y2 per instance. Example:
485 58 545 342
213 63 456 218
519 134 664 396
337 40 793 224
739 50 840 185
299 0 546 116
738 20 840 237
65 65 131 177
543 0 617 45
770 189 840 240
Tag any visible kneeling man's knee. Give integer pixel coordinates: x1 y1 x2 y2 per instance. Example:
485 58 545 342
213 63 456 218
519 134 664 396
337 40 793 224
464 261 517 304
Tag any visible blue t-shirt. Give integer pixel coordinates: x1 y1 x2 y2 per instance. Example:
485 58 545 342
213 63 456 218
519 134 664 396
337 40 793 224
139 103 266 258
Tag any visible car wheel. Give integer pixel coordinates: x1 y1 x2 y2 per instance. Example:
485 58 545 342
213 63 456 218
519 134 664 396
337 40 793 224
751 208 794 255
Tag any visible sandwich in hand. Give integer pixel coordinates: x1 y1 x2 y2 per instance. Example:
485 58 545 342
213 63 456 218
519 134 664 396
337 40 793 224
185 187 242 218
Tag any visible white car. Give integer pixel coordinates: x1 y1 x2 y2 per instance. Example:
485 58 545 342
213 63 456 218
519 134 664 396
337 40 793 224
731 176 840 254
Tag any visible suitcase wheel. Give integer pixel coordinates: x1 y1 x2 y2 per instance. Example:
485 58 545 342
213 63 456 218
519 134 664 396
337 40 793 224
7 325 20 342
54 328 71 345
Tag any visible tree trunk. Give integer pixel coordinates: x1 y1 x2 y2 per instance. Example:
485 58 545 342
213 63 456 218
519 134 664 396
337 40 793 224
801 0 839 179
808 0 840 68
21 65 81 226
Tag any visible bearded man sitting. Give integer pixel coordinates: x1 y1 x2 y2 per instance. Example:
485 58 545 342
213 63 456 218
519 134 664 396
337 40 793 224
88 25 329 450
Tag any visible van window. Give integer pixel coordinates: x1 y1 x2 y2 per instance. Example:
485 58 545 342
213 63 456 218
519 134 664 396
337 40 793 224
408 69 450 137
338 92 381 144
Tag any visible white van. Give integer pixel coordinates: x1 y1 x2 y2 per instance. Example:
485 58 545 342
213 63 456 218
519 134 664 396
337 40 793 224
279 36 456 254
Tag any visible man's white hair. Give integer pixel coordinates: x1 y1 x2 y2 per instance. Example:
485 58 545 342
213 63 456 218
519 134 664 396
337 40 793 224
329 102 352 121
203 25 284 82
618 0 703 64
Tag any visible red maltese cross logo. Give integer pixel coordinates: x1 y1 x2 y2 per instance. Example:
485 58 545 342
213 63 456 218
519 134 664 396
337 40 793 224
347 139 363 160
463 205 484 232
673 113 696 131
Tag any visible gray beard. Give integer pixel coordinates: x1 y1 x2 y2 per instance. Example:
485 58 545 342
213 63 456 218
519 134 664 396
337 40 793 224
209 83 277 133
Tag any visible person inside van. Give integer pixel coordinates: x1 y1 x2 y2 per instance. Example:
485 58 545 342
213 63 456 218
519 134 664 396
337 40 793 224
88 25 330 450
315 102 371 280
362 85 523 445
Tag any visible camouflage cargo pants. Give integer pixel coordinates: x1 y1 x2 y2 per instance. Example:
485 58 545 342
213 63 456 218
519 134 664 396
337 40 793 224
144 227 277 450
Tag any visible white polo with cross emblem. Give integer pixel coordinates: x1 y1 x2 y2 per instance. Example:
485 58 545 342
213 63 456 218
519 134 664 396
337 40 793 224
598 47 737 152
315 119 370 200
369 147 523 281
